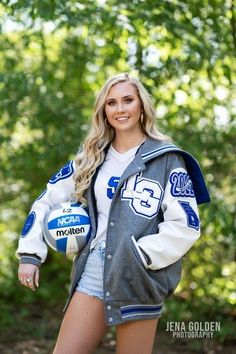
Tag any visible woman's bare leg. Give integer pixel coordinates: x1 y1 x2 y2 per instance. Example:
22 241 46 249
115 318 159 354
53 291 108 354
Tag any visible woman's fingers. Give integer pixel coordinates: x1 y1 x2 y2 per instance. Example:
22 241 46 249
26 277 35 291
18 263 40 291
34 266 40 288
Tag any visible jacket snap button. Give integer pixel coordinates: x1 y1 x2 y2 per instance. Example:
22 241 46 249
106 291 110 296
110 221 115 226
107 305 111 310
109 317 113 322
107 254 112 260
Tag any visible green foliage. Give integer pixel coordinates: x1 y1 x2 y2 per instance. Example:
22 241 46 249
0 0 235 342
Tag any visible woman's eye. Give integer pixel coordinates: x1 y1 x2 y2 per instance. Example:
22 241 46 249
107 101 115 106
125 98 133 103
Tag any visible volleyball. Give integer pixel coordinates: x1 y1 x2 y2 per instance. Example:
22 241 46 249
43 202 91 254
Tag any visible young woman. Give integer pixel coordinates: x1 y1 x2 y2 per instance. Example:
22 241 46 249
17 73 210 354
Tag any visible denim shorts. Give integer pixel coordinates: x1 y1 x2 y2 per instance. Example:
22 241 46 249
76 240 106 300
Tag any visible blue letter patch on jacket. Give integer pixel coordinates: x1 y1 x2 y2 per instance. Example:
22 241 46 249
178 201 199 230
49 161 74 184
21 211 36 237
121 173 163 219
170 171 194 198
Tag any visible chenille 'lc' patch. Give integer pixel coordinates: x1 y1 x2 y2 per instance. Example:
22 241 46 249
49 160 74 184
21 211 36 237
170 171 195 198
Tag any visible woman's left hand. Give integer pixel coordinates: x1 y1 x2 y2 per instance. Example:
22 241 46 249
18 263 40 291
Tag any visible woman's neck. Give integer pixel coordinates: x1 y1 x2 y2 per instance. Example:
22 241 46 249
112 132 147 154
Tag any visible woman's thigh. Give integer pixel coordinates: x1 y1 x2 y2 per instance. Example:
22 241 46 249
53 291 108 354
115 318 159 354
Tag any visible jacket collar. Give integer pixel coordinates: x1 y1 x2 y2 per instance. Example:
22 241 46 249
138 137 176 162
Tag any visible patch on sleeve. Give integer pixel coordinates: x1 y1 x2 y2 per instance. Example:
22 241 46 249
178 201 200 230
170 171 195 198
49 161 74 184
21 211 36 237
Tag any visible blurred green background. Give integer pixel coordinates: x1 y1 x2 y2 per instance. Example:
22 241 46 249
0 0 235 350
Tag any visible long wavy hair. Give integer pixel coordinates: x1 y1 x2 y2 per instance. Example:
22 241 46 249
74 73 170 204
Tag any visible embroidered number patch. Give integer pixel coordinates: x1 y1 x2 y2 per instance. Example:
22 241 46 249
107 176 120 199
178 201 200 230
21 211 36 237
49 161 74 184
170 171 194 198
121 173 163 219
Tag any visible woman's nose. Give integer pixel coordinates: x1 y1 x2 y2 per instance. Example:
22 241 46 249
116 102 125 113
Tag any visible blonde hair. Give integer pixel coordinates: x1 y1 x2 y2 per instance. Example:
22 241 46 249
74 73 170 204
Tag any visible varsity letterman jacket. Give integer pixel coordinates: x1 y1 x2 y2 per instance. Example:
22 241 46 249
16 137 210 325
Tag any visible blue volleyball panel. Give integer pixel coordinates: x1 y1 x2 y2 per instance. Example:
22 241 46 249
56 238 68 253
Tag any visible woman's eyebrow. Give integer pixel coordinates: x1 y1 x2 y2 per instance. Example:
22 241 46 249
106 95 135 101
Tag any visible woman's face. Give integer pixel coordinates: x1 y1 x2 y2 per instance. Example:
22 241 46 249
104 81 143 134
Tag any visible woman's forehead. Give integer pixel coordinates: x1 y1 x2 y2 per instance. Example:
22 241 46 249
106 81 138 99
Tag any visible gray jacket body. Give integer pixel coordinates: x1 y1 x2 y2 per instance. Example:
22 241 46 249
65 138 210 325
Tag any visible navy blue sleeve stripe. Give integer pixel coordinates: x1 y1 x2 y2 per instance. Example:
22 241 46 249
121 304 163 315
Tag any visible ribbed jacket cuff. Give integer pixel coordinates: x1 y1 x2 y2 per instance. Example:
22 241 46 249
20 255 42 267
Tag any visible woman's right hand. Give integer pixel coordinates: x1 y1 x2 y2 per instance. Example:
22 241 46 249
18 263 40 291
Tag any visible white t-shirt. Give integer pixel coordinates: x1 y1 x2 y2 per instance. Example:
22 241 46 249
91 144 140 248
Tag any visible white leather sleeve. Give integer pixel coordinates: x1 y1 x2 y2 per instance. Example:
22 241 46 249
137 156 201 270
16 160 76 263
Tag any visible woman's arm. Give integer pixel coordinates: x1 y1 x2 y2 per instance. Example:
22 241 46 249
16 160 76 264
136 153 201 270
